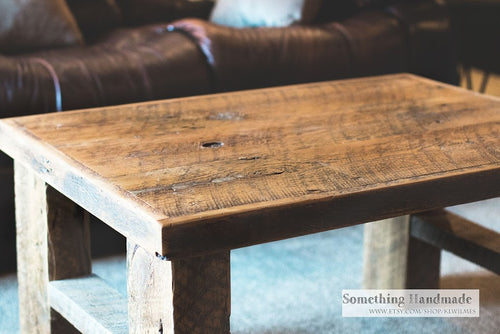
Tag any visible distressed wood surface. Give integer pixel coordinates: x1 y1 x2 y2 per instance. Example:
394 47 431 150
363 215 441 289
363 216 410 289
49 275 128 334
15 161 91 333
2 74 500 257
405 233 441 289
15 162 51 333
412 209 500 274
127 242 230 333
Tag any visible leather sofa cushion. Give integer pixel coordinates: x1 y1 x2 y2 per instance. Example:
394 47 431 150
0 55 59 117
0 25 211 117
66 0 123 42
0 0 84 54
116 0 214 25
209 0 322 27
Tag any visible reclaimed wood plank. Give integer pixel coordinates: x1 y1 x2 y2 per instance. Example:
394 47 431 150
405 234 441 289
15 161 51 333
49 275 128 334
15 161 91 333
127 242 230 333
1 122 164 256
363 216 410 289
412 209 500 274
363 215 441 289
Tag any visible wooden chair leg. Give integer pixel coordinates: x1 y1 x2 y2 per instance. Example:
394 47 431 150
127 241 230 334
363 215 441 289
15 161 91 333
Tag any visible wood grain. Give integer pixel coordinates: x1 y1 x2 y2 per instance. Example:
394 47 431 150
171 251 231 333
46 185 91 281
15 161 91 333
127 242 230 333
405 234 441 289
412 209 500 274
49 274 128 334
2 74 500 258
363 216 410 289
15 161 51 333
363 215 441 289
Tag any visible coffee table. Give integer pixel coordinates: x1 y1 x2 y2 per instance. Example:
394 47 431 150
1 74 499 333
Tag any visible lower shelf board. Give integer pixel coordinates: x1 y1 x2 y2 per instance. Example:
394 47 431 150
49 274 128 334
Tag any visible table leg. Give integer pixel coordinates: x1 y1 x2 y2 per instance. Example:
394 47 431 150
127 241 230 333
363 215 440 289
15 161 91 333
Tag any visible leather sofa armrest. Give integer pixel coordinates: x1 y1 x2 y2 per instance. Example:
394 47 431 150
0 55 58 118
0 25 212 117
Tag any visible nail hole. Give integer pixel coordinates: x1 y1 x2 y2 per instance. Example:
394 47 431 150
201 141 224 148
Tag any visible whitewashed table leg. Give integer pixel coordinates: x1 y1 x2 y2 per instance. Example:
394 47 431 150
127 241 230 333
15 161 91 333
363 215 440 289
363 216 411 289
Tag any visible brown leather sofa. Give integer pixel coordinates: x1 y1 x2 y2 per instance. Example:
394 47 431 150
0 0 458 272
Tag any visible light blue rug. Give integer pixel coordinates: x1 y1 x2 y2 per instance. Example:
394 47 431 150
1 199 499 333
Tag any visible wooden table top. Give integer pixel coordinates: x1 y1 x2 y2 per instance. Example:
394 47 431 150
1 74 500 258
